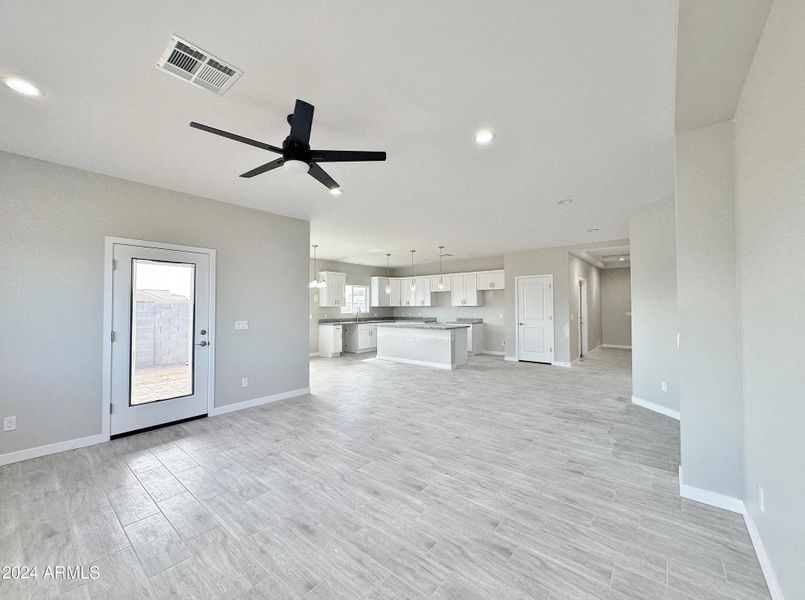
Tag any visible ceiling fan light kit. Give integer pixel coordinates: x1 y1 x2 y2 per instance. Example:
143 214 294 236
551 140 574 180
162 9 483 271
190 99 386 192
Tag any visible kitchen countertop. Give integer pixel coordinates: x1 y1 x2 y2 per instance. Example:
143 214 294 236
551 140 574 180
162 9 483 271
375 322 470 330
446 318 483 324
319 317 437 325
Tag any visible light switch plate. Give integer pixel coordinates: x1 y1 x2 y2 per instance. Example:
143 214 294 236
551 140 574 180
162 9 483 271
234 320 249 330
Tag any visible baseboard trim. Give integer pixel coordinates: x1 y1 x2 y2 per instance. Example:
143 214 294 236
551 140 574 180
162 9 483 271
211 387 310 416
309 352 320 358
678 467 783 600
678 470 744 514
603 344 632 349
480 351 505 356
0 433 109 467
743 509 785 600
552 361 572 368
631 396 680 420
504 356 518 362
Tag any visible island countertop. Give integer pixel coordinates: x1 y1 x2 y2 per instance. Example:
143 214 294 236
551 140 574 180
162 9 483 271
374 322 470 330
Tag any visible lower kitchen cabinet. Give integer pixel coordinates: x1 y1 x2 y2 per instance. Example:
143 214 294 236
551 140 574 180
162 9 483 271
318 324 343 357
344 323 377 353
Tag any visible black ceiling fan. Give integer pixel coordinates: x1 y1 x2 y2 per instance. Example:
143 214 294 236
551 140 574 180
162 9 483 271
189 99 386 192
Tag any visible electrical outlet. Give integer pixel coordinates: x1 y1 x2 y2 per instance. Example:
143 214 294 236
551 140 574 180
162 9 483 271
3 416 16 432
661 381 668 392
758 485 765 513
234 320 249 330
241 377 248 388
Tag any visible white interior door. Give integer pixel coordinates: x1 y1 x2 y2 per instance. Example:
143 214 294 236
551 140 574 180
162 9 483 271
517 275 554 363
110 242 213 435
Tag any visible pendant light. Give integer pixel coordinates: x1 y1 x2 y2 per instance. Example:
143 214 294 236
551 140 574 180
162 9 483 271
384 253 391 294
409 250 416 292
437 245 446 290
309 244 327 289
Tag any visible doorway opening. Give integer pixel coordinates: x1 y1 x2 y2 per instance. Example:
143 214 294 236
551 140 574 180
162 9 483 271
578 277 588 360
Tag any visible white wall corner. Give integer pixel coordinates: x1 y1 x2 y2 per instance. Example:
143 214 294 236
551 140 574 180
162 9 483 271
631 396 680 420
211 387 310 416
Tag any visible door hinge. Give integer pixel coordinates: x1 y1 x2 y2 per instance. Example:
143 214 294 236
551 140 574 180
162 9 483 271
109 403 113 414
111 331 116 342
112 259 117 271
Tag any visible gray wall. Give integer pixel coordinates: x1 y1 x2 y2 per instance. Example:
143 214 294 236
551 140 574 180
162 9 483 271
568 254 603 358
601 268 632 347
309 258 394 354
629 198 679 412
734 0 805 593
0 151 310 456
675 121 744 499
503 241 626 364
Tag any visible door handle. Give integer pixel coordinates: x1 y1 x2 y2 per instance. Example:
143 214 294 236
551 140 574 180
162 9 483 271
519 322 524 326
196 341 209 347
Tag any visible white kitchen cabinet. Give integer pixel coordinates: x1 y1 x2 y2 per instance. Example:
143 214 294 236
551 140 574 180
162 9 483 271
370 277 391 307
477 270 505 290
318 271 346 307
451 274 483 307
388 278 402 307
344 323 377 353
318 324 343 357
466 322 484 354
429 275 451 292
399 277 415 306
415 277 432 306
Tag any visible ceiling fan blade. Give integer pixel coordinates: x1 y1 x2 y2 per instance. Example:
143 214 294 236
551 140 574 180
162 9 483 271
288 100 314 144
308 162 339 191
310 150 387 162
189 122 282 154
239 158 285 178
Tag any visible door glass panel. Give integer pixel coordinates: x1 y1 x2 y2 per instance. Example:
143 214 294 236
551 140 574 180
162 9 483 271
130 259 195 405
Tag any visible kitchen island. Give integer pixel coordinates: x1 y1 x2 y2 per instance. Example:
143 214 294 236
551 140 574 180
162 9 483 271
375 322 470 369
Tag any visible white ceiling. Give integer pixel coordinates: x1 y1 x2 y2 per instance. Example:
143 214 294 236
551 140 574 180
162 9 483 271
675 0 772 133
0 1 676 267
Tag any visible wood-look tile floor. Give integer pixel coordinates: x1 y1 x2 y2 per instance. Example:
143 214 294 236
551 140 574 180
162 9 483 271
0 349 770 599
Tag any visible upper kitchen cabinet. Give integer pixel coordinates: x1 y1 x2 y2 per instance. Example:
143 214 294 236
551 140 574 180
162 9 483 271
370 277 391 307
477 270 505 290
388 278 402 307
414 276 432 306
318 271 346 307
399 277 415 306
451 274 483 306
429 275 451 292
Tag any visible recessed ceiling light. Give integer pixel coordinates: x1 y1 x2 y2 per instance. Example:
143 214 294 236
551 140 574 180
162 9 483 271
587 227 599 232
474 129 495 145
329 187 343 196
558 199 573 206
3 77 43 97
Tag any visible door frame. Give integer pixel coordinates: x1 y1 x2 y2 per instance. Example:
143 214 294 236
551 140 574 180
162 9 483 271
102 236 216 440
577 277 588 359
514 274 554 363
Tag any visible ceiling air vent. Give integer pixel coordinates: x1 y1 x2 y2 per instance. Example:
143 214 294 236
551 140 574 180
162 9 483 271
156 35 242 95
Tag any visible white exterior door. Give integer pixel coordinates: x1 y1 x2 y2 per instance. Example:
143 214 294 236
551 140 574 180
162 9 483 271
517 275 554 363
110 242 213 435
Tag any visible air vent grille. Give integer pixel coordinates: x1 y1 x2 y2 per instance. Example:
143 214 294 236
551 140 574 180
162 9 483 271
156 35 242 95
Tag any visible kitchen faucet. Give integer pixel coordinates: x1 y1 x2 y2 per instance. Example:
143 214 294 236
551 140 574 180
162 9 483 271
355 308 361 323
